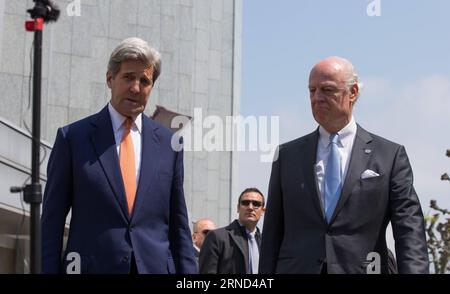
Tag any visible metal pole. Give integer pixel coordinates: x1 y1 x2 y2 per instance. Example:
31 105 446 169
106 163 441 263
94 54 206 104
11 0 58 274
29 21 43 274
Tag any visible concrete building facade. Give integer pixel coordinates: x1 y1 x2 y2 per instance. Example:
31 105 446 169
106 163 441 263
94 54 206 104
0 0 241 273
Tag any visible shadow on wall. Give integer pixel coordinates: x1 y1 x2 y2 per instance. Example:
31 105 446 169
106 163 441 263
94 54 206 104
151 105 192 132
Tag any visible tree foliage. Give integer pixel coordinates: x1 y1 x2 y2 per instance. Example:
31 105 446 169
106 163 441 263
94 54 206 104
425 149 450 274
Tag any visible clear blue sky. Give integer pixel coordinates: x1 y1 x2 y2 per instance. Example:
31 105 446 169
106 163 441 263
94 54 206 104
238 0 450 235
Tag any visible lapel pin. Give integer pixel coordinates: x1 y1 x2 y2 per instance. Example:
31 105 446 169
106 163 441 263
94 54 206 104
364 149 372 154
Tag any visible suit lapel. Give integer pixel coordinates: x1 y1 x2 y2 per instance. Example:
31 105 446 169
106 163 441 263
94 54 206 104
301 130 326 220
255 229 262 249
228 220 248 268
89 106 129 220
130 115 160 220
329 125 373 223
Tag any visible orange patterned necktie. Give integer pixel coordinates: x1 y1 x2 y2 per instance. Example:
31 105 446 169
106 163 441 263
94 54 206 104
120 118 137 214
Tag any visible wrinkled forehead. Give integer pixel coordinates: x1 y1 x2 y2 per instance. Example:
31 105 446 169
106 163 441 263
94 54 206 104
241 192 264 201
119 60 154 74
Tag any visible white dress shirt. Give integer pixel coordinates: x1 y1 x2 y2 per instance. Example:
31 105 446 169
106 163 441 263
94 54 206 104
108 102 142 186
315 116 357 209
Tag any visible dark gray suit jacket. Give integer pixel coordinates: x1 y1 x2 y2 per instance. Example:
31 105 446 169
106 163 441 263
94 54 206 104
259 125 429 274
199 220 261 274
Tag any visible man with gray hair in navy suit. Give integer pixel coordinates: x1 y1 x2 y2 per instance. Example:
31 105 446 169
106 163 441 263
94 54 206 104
42 37 196 274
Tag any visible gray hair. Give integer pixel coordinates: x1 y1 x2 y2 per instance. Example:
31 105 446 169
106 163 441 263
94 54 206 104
336 57 363 98
345 64 362 90
327 56 363 99
107 37 161 83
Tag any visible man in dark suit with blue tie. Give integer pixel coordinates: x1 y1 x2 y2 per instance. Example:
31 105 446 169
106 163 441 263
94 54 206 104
259 57 429 274
41 37 196 274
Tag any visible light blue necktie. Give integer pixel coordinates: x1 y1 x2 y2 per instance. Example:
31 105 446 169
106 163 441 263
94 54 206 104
324 133 342 223
247 232 259 274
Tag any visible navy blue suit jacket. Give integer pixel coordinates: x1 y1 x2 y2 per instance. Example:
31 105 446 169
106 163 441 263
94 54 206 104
41 106 196 274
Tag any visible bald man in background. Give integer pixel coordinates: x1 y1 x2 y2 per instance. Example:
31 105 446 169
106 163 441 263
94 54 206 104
192 219 216 263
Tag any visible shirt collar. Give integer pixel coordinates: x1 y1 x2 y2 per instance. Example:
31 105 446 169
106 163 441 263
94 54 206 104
108 102 142 134
237 220 257 235
318 116 357 148
193 244 200 252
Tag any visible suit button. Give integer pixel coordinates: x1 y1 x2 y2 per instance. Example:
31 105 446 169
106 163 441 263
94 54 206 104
122 256 129 263
129 225 134 232
327 229 332 235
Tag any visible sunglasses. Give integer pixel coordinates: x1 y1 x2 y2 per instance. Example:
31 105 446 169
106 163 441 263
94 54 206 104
240 200 263 208
200 229 211 235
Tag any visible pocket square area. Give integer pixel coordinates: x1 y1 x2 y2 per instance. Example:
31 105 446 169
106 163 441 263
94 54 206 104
361 169 380 179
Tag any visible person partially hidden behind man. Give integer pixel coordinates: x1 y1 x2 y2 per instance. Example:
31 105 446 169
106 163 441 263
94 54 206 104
192 218 216 264
259 56 429 274
199 188 265 274
41 37 196 274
